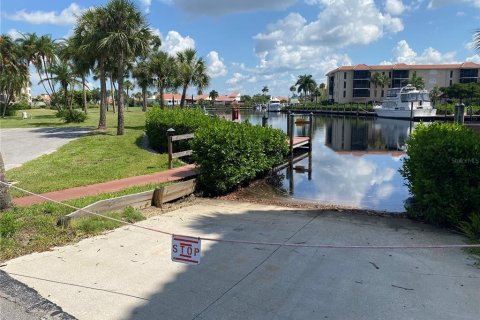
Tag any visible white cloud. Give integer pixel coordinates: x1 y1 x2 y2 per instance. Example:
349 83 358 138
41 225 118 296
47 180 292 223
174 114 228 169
227 73 248 85
161 31 195 56
7 3 83 26
172 0 297 16
385 0 405 15
428 0 480 9
387 40 458 64
466 54 480 63
6 29 22 40
140 0 152 13
206 51 227 78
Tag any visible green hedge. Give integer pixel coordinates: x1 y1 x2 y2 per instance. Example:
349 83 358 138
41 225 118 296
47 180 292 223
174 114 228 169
191 121 288 195
145 107 213 152
400 123 480 227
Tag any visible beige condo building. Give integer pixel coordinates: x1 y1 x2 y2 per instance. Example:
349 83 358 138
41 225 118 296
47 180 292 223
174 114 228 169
326 62 480 104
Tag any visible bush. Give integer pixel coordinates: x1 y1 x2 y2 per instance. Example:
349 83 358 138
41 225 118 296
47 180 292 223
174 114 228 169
191 121 288 195
11 100 31 110
400 123 480 227
145 107 213 152
58 109 88 123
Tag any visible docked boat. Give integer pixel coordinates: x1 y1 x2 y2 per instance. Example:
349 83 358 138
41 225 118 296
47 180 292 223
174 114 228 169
374 85 436 119
267 98 281 112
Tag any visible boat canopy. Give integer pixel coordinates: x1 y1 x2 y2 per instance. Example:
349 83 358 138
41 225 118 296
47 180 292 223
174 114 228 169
400 92 430 102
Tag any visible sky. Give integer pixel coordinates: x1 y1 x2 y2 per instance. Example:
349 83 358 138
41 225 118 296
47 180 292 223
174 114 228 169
2 0 480 97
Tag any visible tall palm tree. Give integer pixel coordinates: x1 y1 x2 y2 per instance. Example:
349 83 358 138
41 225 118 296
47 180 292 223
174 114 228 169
176 48 210 107
149 51 178 108
430 85 441 107
262 86 269 96
73 7 110 129
0 34 30 117
209 90 218 106
295 74 317 102
132 60 153 112
100 0 154 135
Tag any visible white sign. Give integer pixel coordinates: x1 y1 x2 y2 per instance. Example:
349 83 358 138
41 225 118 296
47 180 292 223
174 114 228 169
171 235 201 265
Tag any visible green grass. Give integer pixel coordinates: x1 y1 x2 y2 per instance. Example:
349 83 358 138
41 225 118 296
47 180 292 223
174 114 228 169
0 184 163 262
5 108 181 196
0 106 146 128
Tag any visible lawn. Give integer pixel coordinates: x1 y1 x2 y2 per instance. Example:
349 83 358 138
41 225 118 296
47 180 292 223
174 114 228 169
3 107 180 196
0 184 164 262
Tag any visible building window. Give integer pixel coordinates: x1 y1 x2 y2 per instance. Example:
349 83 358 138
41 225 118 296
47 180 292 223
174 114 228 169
382 71 385 75
343 91 346 98
343 82 346 89
344 72 347 79
353 89 370 98
392 70 409 79
328 76 335 95
450 70 453 78
388 71 391 78
449 80 452 86
381 90 384 98
353 70 371 79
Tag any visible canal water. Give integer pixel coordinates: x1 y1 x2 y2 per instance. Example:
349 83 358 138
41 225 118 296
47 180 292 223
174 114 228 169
210 110 417 212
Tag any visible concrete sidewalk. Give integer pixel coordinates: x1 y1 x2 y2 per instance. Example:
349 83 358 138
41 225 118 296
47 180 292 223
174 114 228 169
2 199 479 320
13 164 197 206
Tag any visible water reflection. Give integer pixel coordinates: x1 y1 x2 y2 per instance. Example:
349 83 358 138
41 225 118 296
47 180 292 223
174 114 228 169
207 110 415 212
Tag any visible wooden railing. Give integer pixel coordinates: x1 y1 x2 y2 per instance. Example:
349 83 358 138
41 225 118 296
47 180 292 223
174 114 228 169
167 130 194 169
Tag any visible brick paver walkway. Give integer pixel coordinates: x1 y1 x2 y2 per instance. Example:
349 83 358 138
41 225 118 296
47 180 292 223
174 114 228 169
13 164 196 207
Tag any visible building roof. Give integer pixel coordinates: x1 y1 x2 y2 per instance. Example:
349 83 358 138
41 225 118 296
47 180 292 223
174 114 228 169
228 91 240 98
162 93 182 100
326 62 480 75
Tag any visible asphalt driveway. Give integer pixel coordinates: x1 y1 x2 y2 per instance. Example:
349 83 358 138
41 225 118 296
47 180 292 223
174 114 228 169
1 199 479 320
0 127 92 170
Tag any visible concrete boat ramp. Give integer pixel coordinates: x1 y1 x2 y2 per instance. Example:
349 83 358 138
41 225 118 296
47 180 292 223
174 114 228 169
1 199 479 319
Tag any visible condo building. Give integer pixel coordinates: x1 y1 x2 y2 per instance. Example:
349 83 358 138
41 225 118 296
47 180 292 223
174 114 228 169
326 62 480 104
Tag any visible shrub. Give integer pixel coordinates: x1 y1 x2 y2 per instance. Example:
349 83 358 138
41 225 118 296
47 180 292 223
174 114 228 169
4 108 17 117
145 107 213 152
58 109 88 123
191 121 288 195
11 100 31 110
400 122 480 227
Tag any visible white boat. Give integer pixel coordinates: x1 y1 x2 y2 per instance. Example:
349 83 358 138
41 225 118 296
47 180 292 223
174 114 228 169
374 85 436 119
268 98 281 112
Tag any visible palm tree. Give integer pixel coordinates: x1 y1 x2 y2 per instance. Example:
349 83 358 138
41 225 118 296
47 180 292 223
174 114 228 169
132 60 153 112
149 51 178 108
124 80 134 107
409 71 425 89
176 48 210 107
289 85 296 97
40 61 80 111
100 0 154 135
262 86 269 96
0 35 30 117
371 72 382 103
474 29 480 51
430 85 441 107
295 74 317 102
73 7 110 129
209 90 218 106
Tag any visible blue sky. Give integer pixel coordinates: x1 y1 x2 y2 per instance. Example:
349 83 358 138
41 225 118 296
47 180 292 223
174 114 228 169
2 0 480 97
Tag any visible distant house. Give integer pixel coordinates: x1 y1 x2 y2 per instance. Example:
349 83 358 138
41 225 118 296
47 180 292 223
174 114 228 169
162 93 182 106
289 95 300 105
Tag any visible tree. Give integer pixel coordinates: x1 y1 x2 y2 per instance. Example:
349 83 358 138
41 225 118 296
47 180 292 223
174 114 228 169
150 51 177 108
176 48 210 107
429 85 441 107
0 152 12 211
295 74 317 102
124 80 134 107
289 85 296 97
40 61 80 112
132 60 153 111
410 71 425 89
262 86 269 96
100 0 154 135
0 34 30 117
209 90 218 106
474 29 480 51
73 7 110 129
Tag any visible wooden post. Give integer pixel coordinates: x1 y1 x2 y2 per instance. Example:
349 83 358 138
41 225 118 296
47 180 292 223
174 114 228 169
289 113 294 160
309 112 313 152
167 128 175 169
262 113 268 127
